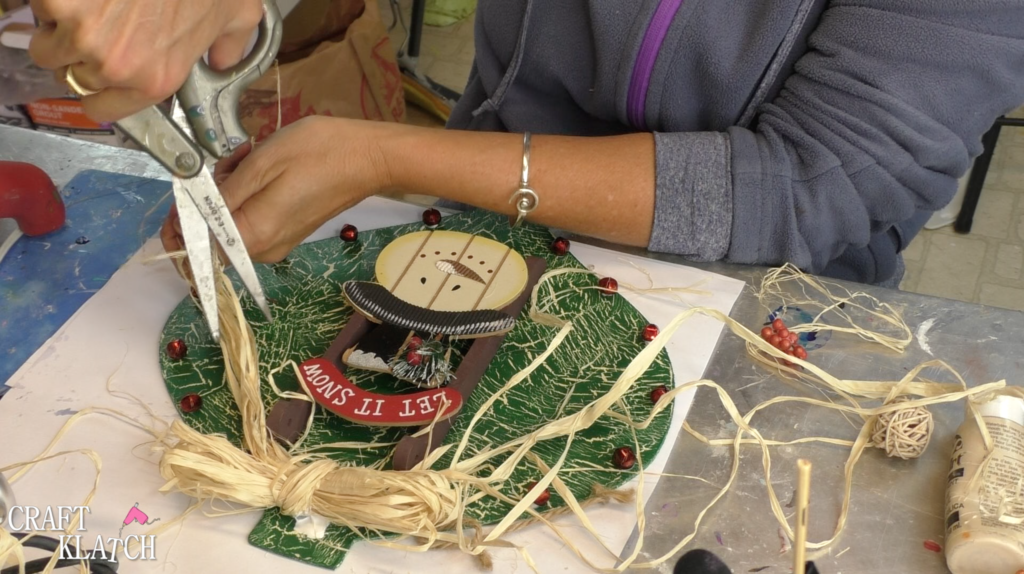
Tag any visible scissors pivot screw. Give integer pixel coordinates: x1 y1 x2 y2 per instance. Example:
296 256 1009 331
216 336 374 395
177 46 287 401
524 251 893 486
175 153 199 173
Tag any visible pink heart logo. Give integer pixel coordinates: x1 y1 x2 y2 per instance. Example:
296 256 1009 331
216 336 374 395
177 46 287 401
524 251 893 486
118 503 160 538
123 505 149 526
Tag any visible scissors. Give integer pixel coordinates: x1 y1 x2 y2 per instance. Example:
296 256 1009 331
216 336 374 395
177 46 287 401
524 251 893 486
114 0 282 342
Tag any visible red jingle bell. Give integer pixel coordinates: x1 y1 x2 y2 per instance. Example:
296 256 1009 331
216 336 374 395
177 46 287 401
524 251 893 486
550 237 570 256
598 277 618 295
166 339 188 360
641 324 659 343
339 224 358 242
407 336 424 350
179 393 202 413
650 385 669 404
422 208 442 229
526 481 550 506
613 446 637 470
406 351 423 366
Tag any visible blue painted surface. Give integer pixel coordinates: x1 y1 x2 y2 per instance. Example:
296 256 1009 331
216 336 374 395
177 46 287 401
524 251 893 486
766 306 833 351
0 170 171 390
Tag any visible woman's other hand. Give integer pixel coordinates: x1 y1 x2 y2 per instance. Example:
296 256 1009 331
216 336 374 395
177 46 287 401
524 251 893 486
161 116 393 263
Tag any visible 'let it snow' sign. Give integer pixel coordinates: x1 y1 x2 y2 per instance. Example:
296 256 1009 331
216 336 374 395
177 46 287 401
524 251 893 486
299 359 462 426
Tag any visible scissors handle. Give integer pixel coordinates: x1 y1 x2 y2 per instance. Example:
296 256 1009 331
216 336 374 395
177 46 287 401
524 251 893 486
115 0 282 177
115 104 205 179
177 0 283 159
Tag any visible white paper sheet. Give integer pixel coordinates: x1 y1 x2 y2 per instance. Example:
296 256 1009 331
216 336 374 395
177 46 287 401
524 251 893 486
0 197 743 572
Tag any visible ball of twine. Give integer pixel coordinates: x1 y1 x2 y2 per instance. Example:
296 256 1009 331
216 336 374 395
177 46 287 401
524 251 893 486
869 397 933 459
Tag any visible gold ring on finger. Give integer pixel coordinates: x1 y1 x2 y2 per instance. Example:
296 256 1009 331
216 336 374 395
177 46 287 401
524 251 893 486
65 65 100 97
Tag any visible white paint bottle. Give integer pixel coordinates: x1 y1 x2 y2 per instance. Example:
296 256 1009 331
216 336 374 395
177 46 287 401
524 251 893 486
945 394 1024 574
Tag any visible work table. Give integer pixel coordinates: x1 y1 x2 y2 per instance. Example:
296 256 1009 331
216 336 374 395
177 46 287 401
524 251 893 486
2 124 1021 574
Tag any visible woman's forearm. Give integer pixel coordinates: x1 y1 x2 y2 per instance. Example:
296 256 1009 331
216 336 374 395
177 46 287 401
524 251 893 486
378 124 656 247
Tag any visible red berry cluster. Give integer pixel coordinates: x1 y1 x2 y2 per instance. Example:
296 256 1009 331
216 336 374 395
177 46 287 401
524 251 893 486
760 318 808 363
405 336 425 366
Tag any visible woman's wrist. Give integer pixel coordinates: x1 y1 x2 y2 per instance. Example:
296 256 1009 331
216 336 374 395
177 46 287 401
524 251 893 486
375 122 460 197
321 117 397 198
376 123 521 212
311 116 410 210
360 120 410 196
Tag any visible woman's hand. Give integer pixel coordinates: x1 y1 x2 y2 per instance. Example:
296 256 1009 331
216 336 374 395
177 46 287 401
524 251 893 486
29 0 263 121
161 116 394 263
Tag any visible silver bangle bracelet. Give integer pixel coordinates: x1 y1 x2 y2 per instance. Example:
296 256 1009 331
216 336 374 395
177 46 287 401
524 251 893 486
508 132 538 228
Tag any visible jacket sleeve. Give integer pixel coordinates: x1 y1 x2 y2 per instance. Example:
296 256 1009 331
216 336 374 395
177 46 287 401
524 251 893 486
648 0 1024 272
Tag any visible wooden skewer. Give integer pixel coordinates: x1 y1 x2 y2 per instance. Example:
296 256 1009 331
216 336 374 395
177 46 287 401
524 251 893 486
794 459 813 574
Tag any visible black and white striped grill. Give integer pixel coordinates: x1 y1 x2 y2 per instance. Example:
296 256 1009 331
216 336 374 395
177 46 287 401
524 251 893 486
343 281 516 337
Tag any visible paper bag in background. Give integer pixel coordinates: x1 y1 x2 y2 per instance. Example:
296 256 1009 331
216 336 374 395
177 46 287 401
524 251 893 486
0 0 28 13
278 0 365 58
239 0 406 143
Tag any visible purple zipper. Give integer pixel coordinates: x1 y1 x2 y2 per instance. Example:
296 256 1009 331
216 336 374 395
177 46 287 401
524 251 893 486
627 0 685 129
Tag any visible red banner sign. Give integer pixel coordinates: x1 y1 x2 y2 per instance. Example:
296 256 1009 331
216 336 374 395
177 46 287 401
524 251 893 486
299 358 462 427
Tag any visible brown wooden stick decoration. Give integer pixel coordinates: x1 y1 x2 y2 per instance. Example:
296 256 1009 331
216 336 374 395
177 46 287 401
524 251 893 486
267 314 372 446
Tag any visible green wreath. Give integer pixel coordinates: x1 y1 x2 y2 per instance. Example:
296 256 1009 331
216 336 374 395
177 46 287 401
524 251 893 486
159 211 673 569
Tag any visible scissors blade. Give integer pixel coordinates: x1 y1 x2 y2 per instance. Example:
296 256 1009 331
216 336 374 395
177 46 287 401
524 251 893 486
173 179 220 342
179 169 273 323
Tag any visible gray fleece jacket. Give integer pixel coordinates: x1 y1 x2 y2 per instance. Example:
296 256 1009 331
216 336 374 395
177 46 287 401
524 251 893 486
447 0 1024 285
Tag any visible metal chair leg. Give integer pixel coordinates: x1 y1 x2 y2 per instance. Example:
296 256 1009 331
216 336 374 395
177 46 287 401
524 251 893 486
955 121 1003 234
408 0 427 61
389 0 463 122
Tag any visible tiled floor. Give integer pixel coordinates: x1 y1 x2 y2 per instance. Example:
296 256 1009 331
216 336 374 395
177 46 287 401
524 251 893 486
388 0 1024 311
901 123 1024 311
